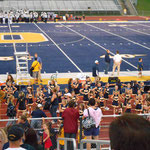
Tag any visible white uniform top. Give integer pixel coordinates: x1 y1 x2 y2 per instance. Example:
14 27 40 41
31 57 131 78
33 12 38 18
15 13 20 19
4 13 8 19
113 54 122 63
30 13 33 19
44 12 47 18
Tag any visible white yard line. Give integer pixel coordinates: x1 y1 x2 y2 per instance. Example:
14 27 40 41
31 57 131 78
86 23 150 52
111 23 150 36
34 23 83 73
61 23 138 70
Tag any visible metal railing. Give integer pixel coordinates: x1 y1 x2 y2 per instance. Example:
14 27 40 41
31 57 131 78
1 113 150 122
80 139 110 150
57 137 77 150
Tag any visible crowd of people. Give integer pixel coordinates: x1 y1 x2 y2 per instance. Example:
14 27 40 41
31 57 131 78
0 49 148 150
0 9 85 24
0 68 150 149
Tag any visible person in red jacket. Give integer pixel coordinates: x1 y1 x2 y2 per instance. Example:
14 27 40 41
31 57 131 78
62 100 79 150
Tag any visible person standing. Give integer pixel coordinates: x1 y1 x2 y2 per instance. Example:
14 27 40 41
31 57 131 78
62 100 79 150
83 98 103 150
104 50 111 74
33 53 42 82
31 57 40 84
30 104 47 129
92 60 99 82
49 88 58 123
112 50 122 76
137 58 143 77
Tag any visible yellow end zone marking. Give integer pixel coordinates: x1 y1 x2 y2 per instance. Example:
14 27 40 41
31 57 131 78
0 32 48 43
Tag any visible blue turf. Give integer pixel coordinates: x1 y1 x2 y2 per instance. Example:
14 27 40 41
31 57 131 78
0 22 150 75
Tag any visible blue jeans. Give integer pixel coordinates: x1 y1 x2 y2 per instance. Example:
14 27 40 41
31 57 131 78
105 62 110 74
49 105 58 122
64 133 77 150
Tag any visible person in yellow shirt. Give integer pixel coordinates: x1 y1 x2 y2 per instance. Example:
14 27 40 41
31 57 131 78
31 57 41 84
58 124 64 150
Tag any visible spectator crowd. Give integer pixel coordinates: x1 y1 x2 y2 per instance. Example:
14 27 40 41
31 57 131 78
0 69 150 149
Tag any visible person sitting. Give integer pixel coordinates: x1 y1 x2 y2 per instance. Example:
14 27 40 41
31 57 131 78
109 114 150 150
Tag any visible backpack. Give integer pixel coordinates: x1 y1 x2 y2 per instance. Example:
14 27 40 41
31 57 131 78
7 103 16 117
82 108 96 130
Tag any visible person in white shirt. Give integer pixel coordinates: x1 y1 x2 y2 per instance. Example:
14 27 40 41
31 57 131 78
5 125 26 150
83 98 103 150
112 50 122 76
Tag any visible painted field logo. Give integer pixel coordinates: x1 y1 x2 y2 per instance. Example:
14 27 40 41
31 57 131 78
0 32 48 43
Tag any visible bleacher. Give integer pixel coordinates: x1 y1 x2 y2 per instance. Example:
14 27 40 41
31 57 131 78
0 0 121 12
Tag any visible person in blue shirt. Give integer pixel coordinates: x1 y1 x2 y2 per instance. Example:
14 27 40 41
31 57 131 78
104 50 111 74
30 104 47 129
33 53 42 82
92 60 99 82
137 58 143 77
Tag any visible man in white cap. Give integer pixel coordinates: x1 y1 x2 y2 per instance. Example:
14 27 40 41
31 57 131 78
92 60 99 82
30 104 47 129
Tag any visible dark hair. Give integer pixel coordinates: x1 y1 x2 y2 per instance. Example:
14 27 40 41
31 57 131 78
88 98 95 106
6 74 14 84
109 114 150 150
20 115 27 122
24 128 39 149
117 79 121 83
34 57 37 61
116 50 119 54
68 100 75 108
139 58 142 61
68 78 73 84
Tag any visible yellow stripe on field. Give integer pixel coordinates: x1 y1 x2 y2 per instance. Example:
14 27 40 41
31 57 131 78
18 76 150 85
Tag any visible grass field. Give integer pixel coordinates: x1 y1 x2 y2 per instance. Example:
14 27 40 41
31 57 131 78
136 0 150 16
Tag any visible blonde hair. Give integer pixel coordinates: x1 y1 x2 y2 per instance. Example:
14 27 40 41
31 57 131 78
0 128 8 149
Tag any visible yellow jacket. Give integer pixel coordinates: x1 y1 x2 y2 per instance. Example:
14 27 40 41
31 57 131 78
31 61 40 72
58 128 64 145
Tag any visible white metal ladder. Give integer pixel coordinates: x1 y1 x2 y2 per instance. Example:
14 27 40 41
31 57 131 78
14 43 30 85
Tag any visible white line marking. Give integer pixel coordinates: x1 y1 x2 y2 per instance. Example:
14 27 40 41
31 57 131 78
61 23 138 70
34 23 83 73
111 23 150 36
132 22 150 28
40 33 48 41
86 23 150 51
8 23 17 53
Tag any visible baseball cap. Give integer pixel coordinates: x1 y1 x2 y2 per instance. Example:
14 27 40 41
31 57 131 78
37 104 42 108
95 60 99 63
8 125 24 141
